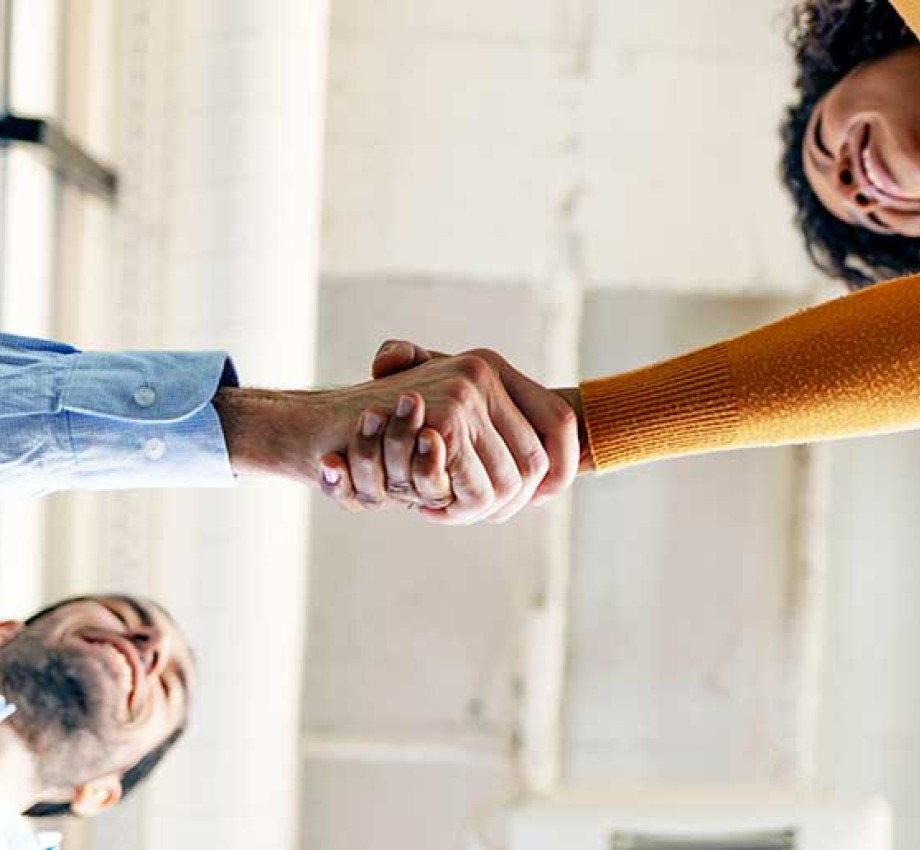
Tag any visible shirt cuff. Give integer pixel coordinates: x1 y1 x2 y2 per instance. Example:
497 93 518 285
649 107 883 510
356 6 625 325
59 350 239 491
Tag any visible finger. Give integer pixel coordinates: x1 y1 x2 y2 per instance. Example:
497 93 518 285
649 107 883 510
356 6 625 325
372 339 446 379
423 434 495 525
486 399 548 524
371 340 432 379
464 415 528 523
348 408 389 508
383 392 425 502
411 427 452 510
318 453 363 513
489 358 579 503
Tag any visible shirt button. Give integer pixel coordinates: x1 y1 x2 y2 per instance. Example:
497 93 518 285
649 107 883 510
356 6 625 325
144 438 166 460
134 386 157 407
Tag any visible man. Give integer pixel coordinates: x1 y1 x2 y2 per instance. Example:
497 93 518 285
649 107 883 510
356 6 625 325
0 594 193 849
0 332 579 524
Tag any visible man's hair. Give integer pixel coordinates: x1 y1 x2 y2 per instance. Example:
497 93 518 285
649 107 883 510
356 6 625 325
9 597 187 818
779 0 920 289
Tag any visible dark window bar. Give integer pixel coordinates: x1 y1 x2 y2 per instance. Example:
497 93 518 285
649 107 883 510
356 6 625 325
0 113 119 202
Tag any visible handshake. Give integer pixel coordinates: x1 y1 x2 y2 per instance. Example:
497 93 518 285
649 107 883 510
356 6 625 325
214 339 591 525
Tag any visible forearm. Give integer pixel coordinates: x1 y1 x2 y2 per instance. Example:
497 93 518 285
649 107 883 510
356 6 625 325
213 386 334 482
579 271 920 472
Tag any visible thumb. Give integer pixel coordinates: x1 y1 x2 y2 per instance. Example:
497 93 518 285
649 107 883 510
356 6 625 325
372 339 443 379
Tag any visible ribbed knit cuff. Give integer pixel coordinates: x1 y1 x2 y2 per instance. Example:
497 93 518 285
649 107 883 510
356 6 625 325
579 343 742 471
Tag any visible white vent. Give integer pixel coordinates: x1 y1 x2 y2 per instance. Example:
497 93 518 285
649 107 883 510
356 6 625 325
508 787 890 850
611 829 795 850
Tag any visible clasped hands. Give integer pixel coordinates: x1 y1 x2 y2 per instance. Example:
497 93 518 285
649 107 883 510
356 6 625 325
318 340 587 524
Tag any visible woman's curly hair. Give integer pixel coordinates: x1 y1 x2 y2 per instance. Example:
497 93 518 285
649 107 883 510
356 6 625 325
780 0 920 289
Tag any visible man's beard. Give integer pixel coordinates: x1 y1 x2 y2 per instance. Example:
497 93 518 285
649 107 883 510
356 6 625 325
0 631 108 777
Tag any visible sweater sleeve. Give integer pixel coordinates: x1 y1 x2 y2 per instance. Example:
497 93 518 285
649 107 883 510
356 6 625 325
580 273 920 471
888 0 920 38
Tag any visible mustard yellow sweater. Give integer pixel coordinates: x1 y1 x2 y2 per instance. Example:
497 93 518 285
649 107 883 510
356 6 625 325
580 274 920 469
890 0 920 37
579 0 920 472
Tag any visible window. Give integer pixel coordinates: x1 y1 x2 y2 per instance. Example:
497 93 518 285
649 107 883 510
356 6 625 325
0 0 118 613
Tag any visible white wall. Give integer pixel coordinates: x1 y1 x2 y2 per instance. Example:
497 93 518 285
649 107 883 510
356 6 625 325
306 1 835 848
322 0 810 294
818 434 920 850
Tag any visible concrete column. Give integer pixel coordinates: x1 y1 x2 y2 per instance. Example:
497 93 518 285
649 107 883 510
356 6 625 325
81 1 330 848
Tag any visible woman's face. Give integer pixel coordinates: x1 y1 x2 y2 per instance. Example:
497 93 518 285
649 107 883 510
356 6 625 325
804 46 920 237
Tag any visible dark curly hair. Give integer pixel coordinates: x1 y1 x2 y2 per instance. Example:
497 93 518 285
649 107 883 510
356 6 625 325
780 0 920 289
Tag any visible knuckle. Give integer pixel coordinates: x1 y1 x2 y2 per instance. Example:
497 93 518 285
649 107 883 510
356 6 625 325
553 398 578 430
355 439 380 462
495 471 523 502
386 480 413 496
463 489 491 513
356 492 383 509
445 375 478 407
455 354 492 384
384 426 411 450
465 347 499 366
519 446 549 480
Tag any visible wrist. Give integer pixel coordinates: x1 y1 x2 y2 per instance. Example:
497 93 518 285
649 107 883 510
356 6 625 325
551 386 594 473
213 386 327 482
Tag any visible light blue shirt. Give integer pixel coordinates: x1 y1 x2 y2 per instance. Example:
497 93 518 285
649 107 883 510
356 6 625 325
0 333 238 497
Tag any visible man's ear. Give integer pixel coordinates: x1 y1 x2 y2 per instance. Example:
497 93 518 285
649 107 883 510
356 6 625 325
0 621 24 649
70 775 122 816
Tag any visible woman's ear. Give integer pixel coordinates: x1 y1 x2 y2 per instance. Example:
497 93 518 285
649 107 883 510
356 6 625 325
70 775 123 816
0 621 24 649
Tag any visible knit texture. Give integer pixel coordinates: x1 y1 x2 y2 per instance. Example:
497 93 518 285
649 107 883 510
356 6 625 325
581 273 920 471
889 0 920 36
580 0 920 472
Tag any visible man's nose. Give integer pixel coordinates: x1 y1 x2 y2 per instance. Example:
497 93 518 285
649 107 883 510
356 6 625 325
128 627 170 676
837 156 878 211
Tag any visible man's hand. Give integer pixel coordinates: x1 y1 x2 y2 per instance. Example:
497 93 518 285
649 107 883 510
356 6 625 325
213 351 552 525
319 393 454 515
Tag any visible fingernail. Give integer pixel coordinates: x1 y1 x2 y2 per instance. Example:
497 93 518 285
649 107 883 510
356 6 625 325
418 435 431 455
322 466 340 486
396 395 414 418
362 412 383 437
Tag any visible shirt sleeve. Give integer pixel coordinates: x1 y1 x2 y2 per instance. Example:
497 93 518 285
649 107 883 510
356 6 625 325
0 333 239 497
580 271 920 471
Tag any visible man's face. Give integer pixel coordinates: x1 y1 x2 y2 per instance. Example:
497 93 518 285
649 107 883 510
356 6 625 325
0 596 194 791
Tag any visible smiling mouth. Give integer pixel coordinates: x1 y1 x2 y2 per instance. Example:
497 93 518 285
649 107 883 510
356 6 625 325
85 637 142 712
854 124 918 204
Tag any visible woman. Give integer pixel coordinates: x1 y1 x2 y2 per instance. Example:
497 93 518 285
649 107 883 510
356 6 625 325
782 0 920 287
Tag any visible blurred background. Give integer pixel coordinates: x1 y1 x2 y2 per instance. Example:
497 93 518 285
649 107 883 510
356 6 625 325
0 1 915 848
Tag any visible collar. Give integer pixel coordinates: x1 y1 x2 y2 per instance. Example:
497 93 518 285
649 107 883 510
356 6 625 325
0 697 60 850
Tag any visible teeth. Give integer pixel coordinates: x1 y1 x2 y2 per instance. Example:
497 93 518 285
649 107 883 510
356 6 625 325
104 644 135 694
862 149 881 190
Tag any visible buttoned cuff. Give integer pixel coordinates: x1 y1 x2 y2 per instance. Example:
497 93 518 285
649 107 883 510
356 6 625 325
61 350 237 422
58 350 240 491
